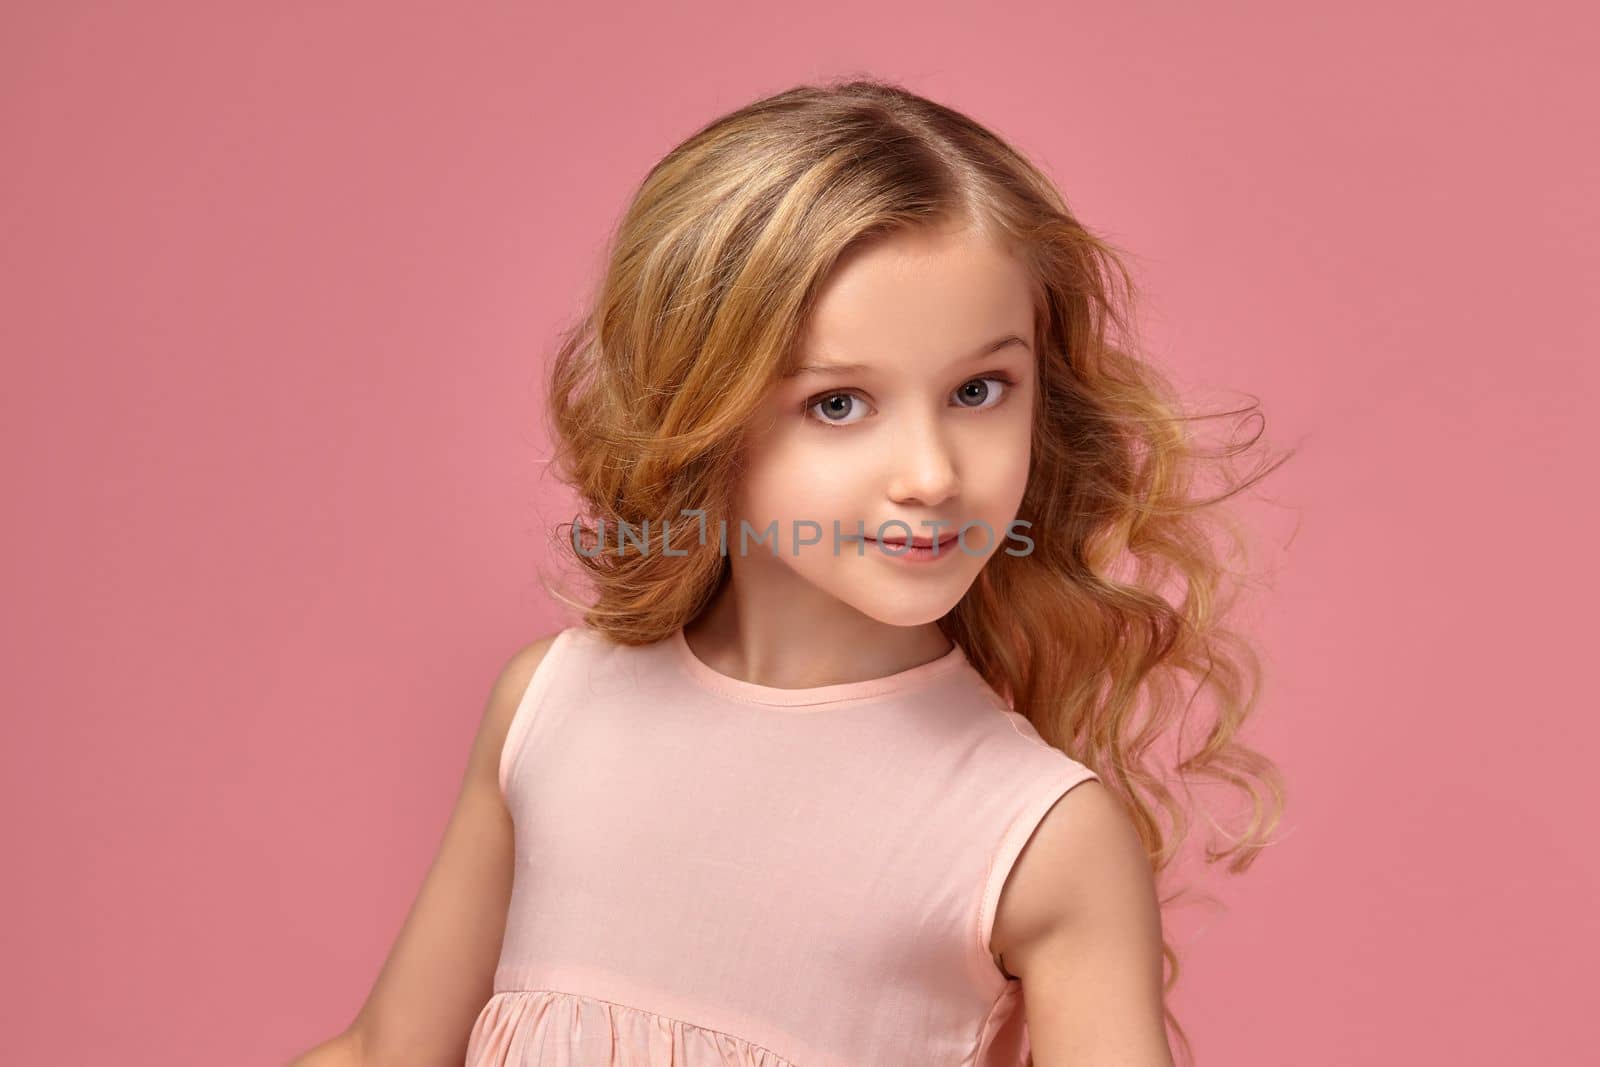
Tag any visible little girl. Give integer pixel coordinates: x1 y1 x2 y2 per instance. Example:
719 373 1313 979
290 77 1286 1067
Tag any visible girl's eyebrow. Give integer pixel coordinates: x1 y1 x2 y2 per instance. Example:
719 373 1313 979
786 334 1030 378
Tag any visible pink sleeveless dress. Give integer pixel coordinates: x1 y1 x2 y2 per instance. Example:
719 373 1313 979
465 624 1100 1066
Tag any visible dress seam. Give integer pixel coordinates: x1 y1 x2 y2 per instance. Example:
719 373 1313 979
485 987 797 1065
966 980 1021 1066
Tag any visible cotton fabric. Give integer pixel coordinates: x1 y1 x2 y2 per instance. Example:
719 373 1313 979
466 624 1100 1066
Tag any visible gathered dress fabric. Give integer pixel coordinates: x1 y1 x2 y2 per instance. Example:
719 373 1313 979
465 625 1100 1067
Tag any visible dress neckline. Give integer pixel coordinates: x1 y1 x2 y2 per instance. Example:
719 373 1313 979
669 625 967 709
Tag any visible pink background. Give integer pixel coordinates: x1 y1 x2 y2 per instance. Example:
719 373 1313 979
3 3 1594 1064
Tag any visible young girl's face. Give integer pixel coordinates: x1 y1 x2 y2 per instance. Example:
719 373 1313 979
730 219 1037 628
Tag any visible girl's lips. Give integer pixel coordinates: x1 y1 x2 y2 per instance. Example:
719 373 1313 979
872 535 957 548
865 532 962 562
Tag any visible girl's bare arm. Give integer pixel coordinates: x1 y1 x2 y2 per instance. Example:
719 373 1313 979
285 634 560 1067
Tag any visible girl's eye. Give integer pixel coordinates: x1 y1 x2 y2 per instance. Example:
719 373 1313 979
807 392 872 426
953 375 1011 411
803 374 1016 428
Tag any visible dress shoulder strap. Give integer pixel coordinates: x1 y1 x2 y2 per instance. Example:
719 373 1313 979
497 626 585 795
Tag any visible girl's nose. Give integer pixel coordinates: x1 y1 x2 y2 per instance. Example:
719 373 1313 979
886 416 959 507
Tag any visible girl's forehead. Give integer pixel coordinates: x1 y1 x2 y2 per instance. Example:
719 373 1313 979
799 237 1036 354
